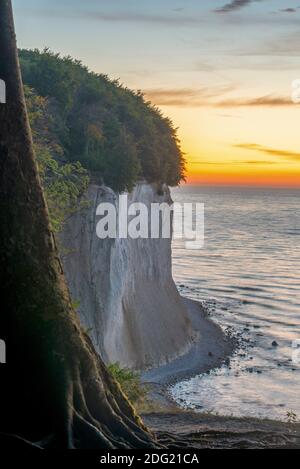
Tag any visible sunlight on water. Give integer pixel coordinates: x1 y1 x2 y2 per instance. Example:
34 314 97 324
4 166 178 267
171 186 300 421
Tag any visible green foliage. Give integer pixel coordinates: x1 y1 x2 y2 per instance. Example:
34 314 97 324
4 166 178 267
20 48 185 193
107 363 147 407
25 86 89 232
41 159 90 232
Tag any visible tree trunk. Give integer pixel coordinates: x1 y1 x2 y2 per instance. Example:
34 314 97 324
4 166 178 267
0 0 156 449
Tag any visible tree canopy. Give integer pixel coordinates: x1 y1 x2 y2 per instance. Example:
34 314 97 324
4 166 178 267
20 48 186 194
25 86 89 231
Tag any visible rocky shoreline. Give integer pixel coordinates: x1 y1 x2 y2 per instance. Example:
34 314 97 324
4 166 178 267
142 411 300 449
141 297 236 408
140 298 300 449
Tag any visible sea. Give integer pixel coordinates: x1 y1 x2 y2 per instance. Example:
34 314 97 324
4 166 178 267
170 185 300 421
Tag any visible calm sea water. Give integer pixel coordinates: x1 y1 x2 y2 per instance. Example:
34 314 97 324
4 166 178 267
170 185 300 421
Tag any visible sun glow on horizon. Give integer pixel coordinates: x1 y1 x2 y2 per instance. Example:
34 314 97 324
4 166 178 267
14 0 300 188
156 102 300 188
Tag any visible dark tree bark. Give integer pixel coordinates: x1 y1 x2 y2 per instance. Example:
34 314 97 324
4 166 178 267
0 0 156 449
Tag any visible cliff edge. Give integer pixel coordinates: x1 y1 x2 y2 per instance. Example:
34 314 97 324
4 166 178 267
61 182 194 369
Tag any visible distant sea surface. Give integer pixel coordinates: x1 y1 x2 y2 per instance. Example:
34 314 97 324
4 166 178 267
170 185 300 421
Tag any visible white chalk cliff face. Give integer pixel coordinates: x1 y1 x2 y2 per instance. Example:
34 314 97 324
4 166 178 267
61 182 194 370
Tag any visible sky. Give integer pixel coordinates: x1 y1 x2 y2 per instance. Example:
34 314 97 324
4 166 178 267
13 0 300 187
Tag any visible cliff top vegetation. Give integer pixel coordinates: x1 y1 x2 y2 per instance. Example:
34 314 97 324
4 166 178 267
20 48 186 195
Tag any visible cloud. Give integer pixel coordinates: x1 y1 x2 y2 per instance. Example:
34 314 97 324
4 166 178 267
190 160 278 165
214 0 264 14
244 160 278 164
194 57 300 72
84 12 197 26
234 30 300 57
216 113 243 118
280 8 299 13
143 88 295 108
194 62 217 72
21 8 204 27
234 143 300 161
143 86 235 107
217 94 294 107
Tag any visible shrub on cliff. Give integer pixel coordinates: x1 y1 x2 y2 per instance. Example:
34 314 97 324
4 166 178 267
107 363 147 409
20 48 186 193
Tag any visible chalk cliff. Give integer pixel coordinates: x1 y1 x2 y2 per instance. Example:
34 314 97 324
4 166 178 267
61 182 194 369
